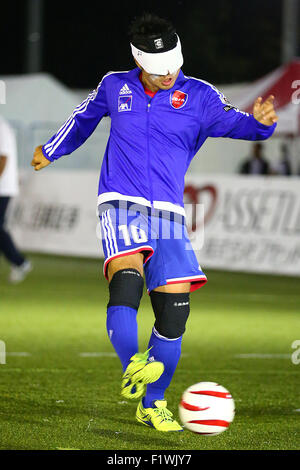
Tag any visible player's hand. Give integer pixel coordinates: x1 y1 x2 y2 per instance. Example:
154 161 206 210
253 95 278 126
31 145 51 171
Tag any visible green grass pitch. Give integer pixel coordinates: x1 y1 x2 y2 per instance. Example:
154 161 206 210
0 253 299 450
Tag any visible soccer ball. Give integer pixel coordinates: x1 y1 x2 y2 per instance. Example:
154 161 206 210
178 381 235 435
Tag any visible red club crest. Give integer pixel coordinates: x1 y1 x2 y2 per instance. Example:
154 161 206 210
170 90 188 109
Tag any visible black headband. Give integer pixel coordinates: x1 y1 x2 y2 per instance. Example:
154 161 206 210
131 29 178 54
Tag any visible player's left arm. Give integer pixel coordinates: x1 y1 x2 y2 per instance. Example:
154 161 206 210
204 85 278 141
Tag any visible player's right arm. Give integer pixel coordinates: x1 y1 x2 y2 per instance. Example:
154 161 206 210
31 73 110 171
31 145 51 171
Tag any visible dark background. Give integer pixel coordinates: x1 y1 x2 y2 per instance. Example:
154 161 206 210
0 0 294 89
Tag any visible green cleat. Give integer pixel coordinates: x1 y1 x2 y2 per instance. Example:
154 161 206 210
121 349 164 400
136 399 183 432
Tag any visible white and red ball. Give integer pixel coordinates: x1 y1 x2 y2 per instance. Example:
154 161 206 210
178 382 235 435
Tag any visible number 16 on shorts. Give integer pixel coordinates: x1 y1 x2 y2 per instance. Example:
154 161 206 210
119 224 148 246
100 208 151 261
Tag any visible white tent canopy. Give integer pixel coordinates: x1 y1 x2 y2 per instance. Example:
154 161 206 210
228 59 300 136
0 73 81 124
0 73 110 170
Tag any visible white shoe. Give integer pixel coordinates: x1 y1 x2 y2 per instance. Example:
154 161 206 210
9 260 32 284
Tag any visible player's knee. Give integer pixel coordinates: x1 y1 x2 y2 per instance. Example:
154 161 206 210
150 291 190 339
108 268 144 310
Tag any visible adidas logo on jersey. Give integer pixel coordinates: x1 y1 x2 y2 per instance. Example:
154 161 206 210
119 83 132 95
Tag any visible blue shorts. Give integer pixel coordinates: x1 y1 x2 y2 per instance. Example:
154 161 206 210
98 201 207 293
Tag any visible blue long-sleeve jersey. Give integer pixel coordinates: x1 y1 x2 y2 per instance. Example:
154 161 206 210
42 68 276 215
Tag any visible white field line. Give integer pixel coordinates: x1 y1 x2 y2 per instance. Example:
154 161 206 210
235 353 291 359
6 352 31 357
0 352 292 360
78 352 190 358
56 448 80 451
0 352 291 359
79 352 117 358
210 293 300 301
0 351 190 359
2 368 299 374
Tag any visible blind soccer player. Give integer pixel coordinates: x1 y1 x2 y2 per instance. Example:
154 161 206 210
31 13 278 432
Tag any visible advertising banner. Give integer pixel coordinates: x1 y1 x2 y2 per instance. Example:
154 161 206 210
185 175 300 276
7 170 102 258
7 171 300 276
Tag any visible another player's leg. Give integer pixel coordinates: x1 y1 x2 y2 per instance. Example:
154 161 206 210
106 255 164 399
0 197 32 283
136 282 190 431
